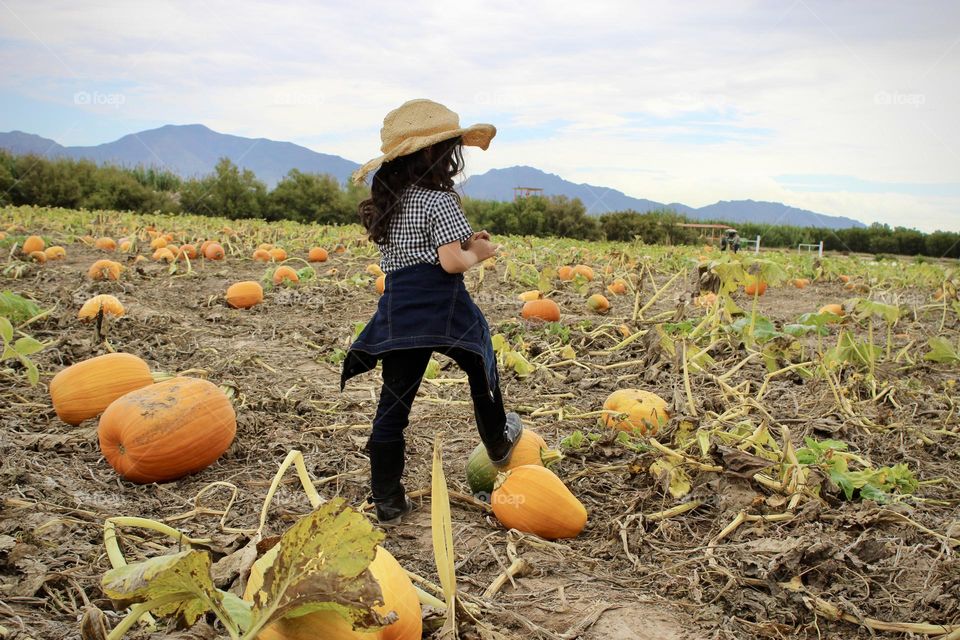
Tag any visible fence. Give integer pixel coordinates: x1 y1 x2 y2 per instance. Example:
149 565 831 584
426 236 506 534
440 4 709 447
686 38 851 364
742 235 761 254
798 241 824 257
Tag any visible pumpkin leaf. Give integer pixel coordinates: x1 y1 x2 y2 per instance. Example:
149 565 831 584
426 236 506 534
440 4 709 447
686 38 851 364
13 336 44 357
220 591 252 632
648 458 691 499
0 316 12 344
23 358 39 386
248 498 386 631
560 344 576 360
101 549 225 626
924 337 960 363
424 358 441 380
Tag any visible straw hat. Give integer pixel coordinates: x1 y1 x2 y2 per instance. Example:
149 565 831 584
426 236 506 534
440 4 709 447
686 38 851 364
352 99 496 184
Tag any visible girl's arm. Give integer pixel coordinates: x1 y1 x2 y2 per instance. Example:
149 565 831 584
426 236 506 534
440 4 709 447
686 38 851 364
438 237 497 274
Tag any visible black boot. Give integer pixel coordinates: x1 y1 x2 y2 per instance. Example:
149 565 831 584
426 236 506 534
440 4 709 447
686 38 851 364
487 412 523 467
367 439 414 525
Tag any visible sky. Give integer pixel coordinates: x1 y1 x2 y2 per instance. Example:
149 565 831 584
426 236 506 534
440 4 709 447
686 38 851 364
1 0 959 232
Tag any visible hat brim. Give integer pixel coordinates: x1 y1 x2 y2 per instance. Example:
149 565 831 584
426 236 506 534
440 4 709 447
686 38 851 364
351 123 496 185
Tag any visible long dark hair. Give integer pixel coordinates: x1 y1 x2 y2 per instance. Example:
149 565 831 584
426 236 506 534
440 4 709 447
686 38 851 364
359 136 464 244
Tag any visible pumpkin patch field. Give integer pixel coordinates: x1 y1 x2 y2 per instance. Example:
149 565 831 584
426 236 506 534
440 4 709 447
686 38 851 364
1 205 959 639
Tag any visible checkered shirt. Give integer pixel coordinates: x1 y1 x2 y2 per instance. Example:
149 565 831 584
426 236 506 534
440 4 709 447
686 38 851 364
378 185 474 273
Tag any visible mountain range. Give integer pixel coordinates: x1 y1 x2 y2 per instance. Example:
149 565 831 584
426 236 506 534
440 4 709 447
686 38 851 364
0 124 866 229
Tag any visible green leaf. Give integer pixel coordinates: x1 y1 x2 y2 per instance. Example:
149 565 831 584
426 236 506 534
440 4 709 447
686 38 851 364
0 317 12 344
491 333 508 354
248 498 387 632
924 337 960 363
24 359 39 386
424 358 441 380
649 458 691 499
505 350 534 377
221 591 253 632
101 550 224 626
13 336 44 357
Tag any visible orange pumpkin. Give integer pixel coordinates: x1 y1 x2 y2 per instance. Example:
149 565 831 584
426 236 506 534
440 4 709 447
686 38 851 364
119 240 133 252
586 294 610 314
88 259 122 281
273 266 299 285
204 242 226 260
466 429 562 496
269 247 287 261
838 275 851 283
78 294 125 320
334 243 346 254
179 243 198 259
95 237 116 251
375 274 386 294
793 278 810 289
600 389 670 435
98 377 235 483
257 243 274 252
21 235 45 254
28 250 46 264
606 278 627 295
744 280 768 296
521 299 561 322
819 303 844 317
44 246 66 260
252 249 272 262
49 353 154 426
152 247 175 262
558 266 574 281
226 281 264 309
244 544 422 640
492 465 587 539
308 247 329 262
572 265 594 281
694 292 717 308
149 236 168 250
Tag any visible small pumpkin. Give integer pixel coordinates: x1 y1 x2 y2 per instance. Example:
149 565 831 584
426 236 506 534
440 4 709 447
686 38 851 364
557 266 574 281
44 245 66 260
586 294 610 314
572 264 594 281
252 248 272 262
600 388 670 435
87 259 122 281
838 275 851 283
743 279 768 296
694 292 717 308
375 274 386 294
179 244 198 259
204 242 226 260
95 237 116 251
152 247 175 262
78 294 125 320
819 303 844 317
119 240 133 252
28 250 46 264
518 290 542 302
606 278 627 295
257 243 274 252
21 235 45 254
308 247 329 262
269 247 287 261
149 236 168 250
521 299 561 322
793 278 810 289
49 353 153 426
466 430 562 496
491 465 587 540
273 265 299 285
97 377 236 483
244 544 422 640
226 281 264 309
367 263 385 278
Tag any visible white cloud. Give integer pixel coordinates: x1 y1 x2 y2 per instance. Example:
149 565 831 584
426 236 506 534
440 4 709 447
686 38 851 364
1 0 958 230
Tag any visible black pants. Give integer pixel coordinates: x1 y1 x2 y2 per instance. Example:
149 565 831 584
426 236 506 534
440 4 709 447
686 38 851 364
371 346 506 447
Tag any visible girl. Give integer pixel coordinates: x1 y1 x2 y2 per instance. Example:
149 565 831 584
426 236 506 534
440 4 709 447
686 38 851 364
341 99 523 525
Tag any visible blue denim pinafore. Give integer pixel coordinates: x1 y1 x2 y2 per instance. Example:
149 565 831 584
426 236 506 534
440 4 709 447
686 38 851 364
340 263 499 397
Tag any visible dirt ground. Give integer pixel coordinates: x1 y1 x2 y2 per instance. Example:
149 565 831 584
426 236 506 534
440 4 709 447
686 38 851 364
1 241 958 639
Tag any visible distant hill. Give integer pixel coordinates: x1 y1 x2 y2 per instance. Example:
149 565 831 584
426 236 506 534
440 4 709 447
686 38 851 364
462 166 865 229
0 126 866 228
0 125 359 186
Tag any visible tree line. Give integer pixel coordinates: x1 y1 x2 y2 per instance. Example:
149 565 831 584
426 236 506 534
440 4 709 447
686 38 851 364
1 149 957 259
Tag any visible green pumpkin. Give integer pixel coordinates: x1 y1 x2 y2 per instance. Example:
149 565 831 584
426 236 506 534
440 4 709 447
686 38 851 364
465 430 563 498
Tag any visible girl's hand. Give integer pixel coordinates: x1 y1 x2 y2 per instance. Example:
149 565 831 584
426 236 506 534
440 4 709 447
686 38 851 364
469 238 499 262
461 230 491 250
